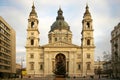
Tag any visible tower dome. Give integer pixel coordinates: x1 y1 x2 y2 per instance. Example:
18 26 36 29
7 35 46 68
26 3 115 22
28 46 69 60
50 8 70 31
29 3 37 17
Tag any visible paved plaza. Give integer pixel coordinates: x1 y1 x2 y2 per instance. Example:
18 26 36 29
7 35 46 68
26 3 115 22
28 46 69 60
0 77 119 80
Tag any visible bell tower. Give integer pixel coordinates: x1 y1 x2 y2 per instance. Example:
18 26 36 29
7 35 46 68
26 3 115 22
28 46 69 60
81 4 94 47
26 3 40 47
26 3 40 77
81 4 95 76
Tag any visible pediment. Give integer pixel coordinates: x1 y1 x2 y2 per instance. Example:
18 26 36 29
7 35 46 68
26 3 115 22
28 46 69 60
42 41 80 48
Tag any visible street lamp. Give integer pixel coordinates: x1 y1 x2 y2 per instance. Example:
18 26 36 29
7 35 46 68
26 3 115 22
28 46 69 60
21 57 24 79
97 57 101 79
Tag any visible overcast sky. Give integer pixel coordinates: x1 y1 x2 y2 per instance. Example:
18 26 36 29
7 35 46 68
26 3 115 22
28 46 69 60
0 0 120 67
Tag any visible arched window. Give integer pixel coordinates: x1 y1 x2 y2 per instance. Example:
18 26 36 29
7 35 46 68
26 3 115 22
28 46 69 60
31 22 34 28
31 39 34 45
87 39 90 45
87 62 91 70
40 64 43 70
55 38 57 41
78 64 81 70
39 62 43 70
30 62 34 70
86 22 90 28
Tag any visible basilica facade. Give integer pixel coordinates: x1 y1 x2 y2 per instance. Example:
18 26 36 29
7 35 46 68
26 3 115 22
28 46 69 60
25 4 95 77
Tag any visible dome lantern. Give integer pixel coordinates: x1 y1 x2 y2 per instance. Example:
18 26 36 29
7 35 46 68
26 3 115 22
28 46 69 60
56 8 64 20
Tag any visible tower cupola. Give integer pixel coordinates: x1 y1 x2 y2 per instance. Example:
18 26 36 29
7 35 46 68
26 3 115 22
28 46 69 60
83 4 91 18
29 3 37 17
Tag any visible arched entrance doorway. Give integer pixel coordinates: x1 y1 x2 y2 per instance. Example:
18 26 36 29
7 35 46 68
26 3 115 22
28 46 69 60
54 53 66 75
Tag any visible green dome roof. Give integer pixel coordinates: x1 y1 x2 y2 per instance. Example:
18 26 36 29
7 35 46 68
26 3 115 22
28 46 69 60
51 20 70 31
50 8 70 31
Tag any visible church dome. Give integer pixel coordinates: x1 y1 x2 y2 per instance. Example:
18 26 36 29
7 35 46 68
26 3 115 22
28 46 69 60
50 8 70 31
51 20 70 31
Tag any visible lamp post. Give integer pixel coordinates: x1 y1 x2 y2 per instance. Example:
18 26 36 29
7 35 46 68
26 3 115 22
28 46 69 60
97 57 101 79
21 57 24 79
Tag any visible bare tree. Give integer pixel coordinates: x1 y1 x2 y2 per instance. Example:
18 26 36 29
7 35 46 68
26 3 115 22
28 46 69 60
103 51 113 78
103 51 111 61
